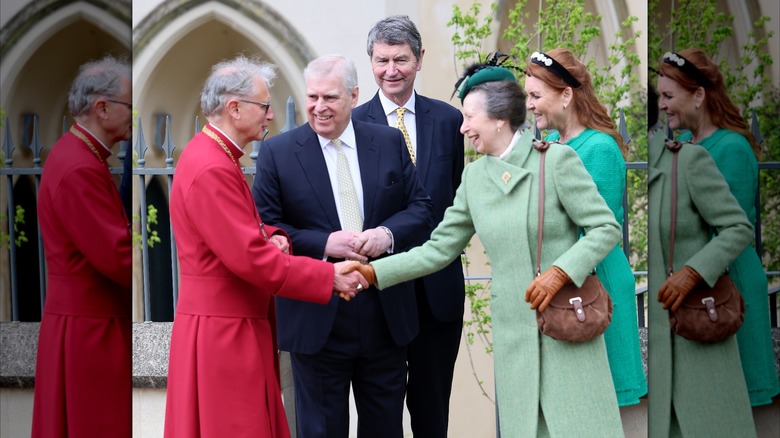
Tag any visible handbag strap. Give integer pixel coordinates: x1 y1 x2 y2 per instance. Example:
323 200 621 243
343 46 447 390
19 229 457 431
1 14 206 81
533 139 551 276
665 140 684 277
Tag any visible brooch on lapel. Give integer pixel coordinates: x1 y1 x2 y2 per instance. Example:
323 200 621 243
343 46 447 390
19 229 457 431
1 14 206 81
501 171 511 184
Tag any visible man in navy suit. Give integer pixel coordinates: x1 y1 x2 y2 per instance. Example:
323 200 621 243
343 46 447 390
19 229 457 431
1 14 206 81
352 16 466 438
253 54 434 437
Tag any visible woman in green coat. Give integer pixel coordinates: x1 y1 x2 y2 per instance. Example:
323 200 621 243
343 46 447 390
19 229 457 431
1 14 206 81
345 63 624 436
657 48 778 406
648 126 756 436
524 48 647 407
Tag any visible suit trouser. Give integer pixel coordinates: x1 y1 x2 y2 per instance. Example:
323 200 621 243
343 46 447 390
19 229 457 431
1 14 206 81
291 290 407 438
406 279 463 438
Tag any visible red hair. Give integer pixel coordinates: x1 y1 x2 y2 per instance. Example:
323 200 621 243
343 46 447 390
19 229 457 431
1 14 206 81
657 48 759 157
525 48 628 159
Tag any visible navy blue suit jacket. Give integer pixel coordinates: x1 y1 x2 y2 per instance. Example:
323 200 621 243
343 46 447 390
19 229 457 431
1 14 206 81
253 120 434 354
353 92 466 321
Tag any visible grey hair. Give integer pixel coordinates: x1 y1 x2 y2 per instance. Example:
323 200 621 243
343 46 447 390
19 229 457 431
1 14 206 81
366 15 422 61
68 55 130 117
469 81 527 132
303 55 358 94
200 55 277 117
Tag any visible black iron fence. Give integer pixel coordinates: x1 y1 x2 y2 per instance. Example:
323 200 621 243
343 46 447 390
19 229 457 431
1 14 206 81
1 103 778 329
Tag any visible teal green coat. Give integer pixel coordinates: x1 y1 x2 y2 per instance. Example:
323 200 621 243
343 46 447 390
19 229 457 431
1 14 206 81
679 129 779 406
373 129 623 437
648 133 756 437
548 129 647 406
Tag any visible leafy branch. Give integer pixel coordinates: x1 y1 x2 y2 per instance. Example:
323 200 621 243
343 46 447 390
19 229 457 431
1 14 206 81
132 204 161 249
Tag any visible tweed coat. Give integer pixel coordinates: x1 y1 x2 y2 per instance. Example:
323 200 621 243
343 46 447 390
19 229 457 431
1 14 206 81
372 129 624 437
647 133 756 437
679 129 779 406
353 91 466 321
547 129 647 406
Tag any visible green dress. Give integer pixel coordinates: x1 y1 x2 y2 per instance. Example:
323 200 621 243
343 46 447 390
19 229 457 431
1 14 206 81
547 129 647 406
373 129 624 437
648 133 756 437
679 129 779 406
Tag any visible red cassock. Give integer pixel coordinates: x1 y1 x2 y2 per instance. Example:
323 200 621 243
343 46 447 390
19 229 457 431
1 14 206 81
164 124 334 437
33 124 132 437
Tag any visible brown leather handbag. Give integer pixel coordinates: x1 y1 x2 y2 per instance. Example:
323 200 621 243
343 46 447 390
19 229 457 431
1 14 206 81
532 140 613 342
665 140 744 343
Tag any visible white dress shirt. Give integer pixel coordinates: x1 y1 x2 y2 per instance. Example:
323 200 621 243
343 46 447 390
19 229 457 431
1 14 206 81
378 91 417 160
317 121 364 229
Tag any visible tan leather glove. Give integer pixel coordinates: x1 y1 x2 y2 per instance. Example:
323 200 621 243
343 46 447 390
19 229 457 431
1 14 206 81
339 261 377 287
657 265 702 312
525 266 571 312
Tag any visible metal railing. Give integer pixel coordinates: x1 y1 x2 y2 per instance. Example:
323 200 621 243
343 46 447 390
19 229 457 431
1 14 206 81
1 105 778 329
1 115 128 321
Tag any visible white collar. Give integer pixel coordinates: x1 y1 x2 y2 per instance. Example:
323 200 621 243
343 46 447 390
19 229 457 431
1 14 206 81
317 120 357 150
207 123 243 152
378 91 416 117
75 123 111 152
499 129 524 160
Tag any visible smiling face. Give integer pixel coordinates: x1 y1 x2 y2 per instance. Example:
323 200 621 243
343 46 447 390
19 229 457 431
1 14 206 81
523 75 565 131
460 91 503 156
657 75 698 131
306 72 358 140
370 41 423 106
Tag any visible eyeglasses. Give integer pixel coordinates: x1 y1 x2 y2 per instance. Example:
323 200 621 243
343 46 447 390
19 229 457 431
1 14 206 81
106 99 132 110
238 98 272 112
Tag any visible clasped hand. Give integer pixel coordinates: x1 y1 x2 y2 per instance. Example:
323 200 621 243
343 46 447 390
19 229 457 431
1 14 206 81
524 266 571 313
325 228 391 262
657 265 702 312
353 228 391 258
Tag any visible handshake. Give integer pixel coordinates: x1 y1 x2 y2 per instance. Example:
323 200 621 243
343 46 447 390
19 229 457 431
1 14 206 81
332 261 377 301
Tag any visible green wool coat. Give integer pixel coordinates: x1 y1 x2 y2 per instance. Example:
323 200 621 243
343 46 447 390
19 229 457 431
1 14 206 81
547 129 647 406
647 133 756 437
373 129 624 437
679 129 779 406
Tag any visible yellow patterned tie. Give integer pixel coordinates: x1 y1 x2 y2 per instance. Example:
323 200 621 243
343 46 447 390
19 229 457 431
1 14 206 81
333 139 363 232
395 107 416 165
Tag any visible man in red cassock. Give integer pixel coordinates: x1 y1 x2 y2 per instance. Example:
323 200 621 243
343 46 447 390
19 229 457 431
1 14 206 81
163 55 367 437
33 56 133 437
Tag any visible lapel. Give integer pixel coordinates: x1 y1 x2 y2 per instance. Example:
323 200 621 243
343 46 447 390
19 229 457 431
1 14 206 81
293 124 342 230
413 94 434 183
697 128 727 152
365 93 388 126
353 120 380 228
648 131 666 186
367 92 432 182
484 129 533 195
565 128 598 152
648 132 668 277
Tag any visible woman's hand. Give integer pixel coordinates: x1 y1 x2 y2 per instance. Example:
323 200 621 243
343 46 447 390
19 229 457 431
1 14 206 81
658 266 702 312
338 261 377 287
525 266 571 312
